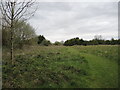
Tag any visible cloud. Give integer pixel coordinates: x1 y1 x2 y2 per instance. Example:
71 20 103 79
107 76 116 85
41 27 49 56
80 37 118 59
28 2 118 42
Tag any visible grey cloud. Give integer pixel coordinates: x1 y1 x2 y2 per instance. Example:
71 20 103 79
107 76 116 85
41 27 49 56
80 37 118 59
29 2 118 42
38 2 72 11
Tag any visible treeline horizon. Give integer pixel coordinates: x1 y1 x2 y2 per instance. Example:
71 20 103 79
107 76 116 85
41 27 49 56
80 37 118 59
36 35 120 46
2 20 119 49
63 37 119 46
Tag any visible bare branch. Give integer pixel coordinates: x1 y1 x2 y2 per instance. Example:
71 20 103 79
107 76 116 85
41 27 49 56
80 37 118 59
14 1 34 19
1 1 11 20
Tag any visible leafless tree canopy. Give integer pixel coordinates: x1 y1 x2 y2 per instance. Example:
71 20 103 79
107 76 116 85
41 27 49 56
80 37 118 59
0 0 37 27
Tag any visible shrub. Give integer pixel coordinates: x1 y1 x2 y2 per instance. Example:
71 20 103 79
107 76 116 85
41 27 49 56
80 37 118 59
38 35 45 44
54 41 62 46
40 40 51 46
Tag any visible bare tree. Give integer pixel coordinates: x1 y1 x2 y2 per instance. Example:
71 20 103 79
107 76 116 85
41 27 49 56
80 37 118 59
0 0 37 65
94 35 103 40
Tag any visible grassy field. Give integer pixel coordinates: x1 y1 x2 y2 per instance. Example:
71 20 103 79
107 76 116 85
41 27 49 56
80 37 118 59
2 45 118 88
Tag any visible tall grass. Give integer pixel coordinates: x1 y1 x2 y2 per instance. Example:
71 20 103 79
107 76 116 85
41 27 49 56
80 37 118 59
2 45 118 88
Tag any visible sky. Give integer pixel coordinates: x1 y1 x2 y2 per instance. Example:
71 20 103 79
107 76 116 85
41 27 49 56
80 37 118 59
28 2 118 43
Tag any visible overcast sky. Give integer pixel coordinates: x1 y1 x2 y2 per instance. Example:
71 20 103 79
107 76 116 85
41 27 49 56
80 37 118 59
28 2 118 43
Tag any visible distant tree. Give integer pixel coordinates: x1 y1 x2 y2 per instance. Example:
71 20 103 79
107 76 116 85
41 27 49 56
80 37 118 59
60 40 64 45
38 35 45 44
79 38 84 45
64 36 119 46
82 40 88 46
110 38 116 45
40 40 51 46
64 40 70 46
87 40 92 45
105 40 111 45
54 41 62 46
64 37 80 46
92 39 99 45
111 38 118 45
118 39 120 45
94 35 103 40
75 37 80 45
93 35 105 45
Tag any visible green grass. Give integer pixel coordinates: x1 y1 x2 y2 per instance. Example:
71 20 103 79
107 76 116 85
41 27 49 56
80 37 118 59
2 45 118 88
73 45 118 62
80 53 118 88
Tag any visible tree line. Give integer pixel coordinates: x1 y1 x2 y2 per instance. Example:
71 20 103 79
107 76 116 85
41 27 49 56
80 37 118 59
2 25 120 48
63 37 120 46
36 35 120 46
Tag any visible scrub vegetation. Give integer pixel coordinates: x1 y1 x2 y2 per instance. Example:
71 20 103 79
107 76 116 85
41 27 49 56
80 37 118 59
2 45 118 88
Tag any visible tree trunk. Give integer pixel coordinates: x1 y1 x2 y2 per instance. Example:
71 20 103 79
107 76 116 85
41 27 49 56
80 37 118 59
11 24 13 65
11 2 14 65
